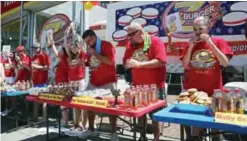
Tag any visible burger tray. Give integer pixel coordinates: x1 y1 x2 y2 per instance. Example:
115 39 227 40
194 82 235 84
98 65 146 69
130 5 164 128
1 90 29 97
169 104 213 117
153 104 247 135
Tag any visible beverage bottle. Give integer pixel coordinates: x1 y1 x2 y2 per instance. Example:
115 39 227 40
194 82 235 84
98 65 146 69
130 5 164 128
123 88 131 109
142 85 148 106
233 88 240 113
26 80 30 89
238 98 245 114
129 90 134 109
223 88 232 113
212 89 221 114
21 80 26 91
135 88 141 108
234 88 244 114
244 93 247 114
217 90 223 112
136 86 142 107
16 81 21 91
30 81 33 88
149 84 154 102
132 90 137 109
144 86 150 105
229 89 235 113
151 84 158 102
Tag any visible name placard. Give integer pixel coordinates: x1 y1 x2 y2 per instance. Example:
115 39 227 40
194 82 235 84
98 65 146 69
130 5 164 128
39 93 64 102
215 112 247 126
71 97 108 108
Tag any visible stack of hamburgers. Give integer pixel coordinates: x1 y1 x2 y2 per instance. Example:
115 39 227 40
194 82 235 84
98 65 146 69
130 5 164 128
177 88 211 106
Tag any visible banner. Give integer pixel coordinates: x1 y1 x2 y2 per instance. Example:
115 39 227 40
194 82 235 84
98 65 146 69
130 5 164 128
71 97 108 108
215 112 247 126
108 1 247 55
1 1 21 14
39 14 71 46
228 41 247 55
165 41 247 56
38 93 65 102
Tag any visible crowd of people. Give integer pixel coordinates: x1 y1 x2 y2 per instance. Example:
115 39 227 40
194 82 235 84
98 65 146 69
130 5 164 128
0 16 233 141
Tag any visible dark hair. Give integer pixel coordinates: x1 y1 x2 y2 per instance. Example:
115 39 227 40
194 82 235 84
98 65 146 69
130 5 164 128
61 47 67 56
82 29 96 39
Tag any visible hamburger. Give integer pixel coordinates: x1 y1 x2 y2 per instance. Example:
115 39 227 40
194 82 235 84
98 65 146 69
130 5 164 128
196 99 206 104
190 91 199 102
177 92 190 101
179 98 191 104
187 88 198 96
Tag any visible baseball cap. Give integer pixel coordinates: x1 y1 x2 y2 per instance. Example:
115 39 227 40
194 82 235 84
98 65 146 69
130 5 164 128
16 45 24 52
32 42 41 48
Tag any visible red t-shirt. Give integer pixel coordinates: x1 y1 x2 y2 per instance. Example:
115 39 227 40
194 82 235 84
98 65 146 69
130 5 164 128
68 51 86 81
16 54 31 81
88 41 117 86
55 54 69 83
32 52 50 85
123 36 167 88
181 37 233 96
2 59 15 77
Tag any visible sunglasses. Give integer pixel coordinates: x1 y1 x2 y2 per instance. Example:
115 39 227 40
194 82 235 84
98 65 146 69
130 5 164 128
193 27 207 31
127 30 139 37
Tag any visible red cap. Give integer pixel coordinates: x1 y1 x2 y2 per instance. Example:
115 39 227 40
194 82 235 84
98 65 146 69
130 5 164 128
16 46 24 52
234 88 240 94
223 88 230 93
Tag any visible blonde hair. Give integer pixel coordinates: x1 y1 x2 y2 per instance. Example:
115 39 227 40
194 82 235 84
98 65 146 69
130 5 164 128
127 22 143 32
194 16 211 27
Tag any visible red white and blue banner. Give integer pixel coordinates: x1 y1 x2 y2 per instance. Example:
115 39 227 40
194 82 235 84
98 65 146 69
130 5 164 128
107 1 247 57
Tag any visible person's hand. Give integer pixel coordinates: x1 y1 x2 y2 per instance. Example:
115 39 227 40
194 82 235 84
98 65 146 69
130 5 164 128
188 37 197 49
125 59 141 69
31 63 35 70
65 26 71 37
50 40 55 47
88 48 95 55
200 33 211 43
42 66 49 71
70 22 76 31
